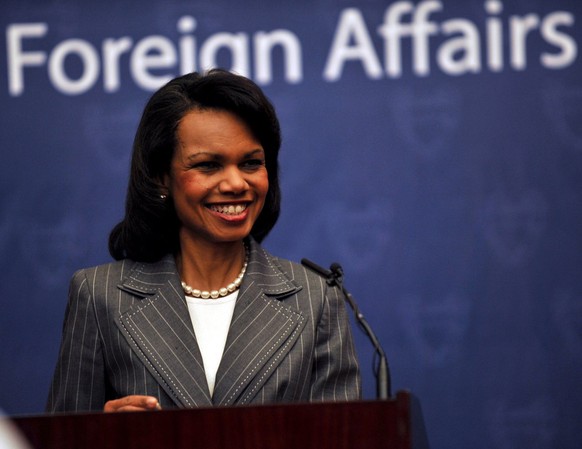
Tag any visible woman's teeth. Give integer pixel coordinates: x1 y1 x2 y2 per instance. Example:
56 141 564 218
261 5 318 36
209 204 247 215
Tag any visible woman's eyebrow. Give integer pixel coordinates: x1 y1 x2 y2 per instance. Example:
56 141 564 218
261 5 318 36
183 148 264 162
185 151 222 161
243 148 265 158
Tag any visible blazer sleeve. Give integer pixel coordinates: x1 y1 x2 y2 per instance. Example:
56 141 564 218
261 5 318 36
309 281 362 401
46 269 106 412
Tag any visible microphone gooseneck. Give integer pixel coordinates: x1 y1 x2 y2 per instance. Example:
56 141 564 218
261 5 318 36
301 258 392 400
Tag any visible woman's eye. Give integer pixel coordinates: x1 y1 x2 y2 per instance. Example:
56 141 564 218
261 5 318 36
192 161 219 171
242 159 265 170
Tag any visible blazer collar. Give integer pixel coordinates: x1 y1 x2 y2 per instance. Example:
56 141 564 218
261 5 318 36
212 239 306 405
117 254 176 296
116 239 301 298
115 255 212 408
241 237 301 298
115 239 305 408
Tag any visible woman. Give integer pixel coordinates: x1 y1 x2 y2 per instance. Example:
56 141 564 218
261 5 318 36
46 69 361 412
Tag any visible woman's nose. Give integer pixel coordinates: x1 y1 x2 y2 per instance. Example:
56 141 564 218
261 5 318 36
219 167 248 194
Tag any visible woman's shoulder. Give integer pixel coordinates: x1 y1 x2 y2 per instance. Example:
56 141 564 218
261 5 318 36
71 258 138 280
254 244 330 290
71 255 176 287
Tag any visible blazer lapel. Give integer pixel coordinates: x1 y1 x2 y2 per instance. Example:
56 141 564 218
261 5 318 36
115 255 212 407
212 241 306 406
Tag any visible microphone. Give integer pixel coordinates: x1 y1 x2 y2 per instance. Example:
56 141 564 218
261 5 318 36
301 258 392 400
300 258 334 284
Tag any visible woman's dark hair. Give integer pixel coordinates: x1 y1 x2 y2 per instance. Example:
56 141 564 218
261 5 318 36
109 69 282 262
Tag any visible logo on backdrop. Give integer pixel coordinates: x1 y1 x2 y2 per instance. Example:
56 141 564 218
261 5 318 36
4 0 578 96
486 398 556 449
389 85 461 160
82 103 139 172
552 288 582 359
397 291 471 365
0 189 16 260
543 85 582 152
478 189 548 267
20 213 84 288
324 197 393 272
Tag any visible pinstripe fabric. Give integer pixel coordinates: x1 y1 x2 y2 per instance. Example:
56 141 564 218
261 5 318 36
46 238 361 412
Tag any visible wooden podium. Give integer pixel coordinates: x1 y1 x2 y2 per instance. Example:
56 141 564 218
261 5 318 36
12 391 429 449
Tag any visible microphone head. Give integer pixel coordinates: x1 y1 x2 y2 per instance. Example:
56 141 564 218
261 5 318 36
330 262 343 275
301 258 332 278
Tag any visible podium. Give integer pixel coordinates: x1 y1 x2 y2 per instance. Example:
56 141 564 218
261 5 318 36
12 391 429 449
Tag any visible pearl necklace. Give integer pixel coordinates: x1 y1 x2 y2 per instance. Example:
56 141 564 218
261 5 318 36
181 248 249 300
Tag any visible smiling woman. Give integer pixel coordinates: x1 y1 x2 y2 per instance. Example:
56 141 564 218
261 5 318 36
45 69 361 412
166 109 269 252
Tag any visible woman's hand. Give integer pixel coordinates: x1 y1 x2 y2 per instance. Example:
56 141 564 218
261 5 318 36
103 395 162 412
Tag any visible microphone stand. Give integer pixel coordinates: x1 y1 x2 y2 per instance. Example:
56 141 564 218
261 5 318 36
301 259 391 400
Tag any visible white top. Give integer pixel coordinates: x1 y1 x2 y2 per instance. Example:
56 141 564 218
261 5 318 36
185 291 238 397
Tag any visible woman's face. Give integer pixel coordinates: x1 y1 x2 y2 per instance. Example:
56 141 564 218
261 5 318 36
165 108 269 247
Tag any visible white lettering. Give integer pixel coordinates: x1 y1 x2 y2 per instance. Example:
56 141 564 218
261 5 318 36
377 1 442 77
131 36 177 90
48 39 100 95
324 8 382 82
540 12 577 69
438 19 481 75
102 37 133 92
485 0 504 72
4 5 578 95
254 30 302 84
7 23 48 96
378 2 414 78
510 14 540 70
178 15 197 74
411 1 442 76
199 32 249 77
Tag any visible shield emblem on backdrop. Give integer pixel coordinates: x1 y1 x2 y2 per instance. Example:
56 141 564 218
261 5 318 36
389 87 461 160
83 104 139 172
20 213 85 289
486 398 556 449
543 84 582 152
0 189 18 259
323 197 393 273
398 292 471 366
552 289 582 359
478 189 548 267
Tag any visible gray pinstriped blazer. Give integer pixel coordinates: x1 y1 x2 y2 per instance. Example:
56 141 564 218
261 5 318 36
46 238 361 412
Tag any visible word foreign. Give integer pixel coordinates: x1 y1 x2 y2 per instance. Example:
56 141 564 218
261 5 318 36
7 16 302 96
5 1 578 96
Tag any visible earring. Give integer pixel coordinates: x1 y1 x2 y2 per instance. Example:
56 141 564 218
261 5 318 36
160 194 167 200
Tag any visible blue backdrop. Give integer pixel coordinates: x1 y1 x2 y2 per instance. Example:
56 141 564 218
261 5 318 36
1 1 581 448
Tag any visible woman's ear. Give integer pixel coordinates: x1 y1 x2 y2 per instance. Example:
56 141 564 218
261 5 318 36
156 175 170 199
